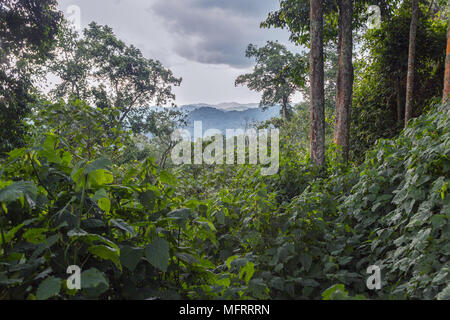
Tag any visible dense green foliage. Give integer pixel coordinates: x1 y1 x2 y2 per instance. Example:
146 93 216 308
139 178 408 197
351 1 447 161
0 0 62 154
261 0 399 45
0 0 448 301
0 100 447 299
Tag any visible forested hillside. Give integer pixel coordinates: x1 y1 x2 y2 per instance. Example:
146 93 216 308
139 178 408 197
0 0 448 300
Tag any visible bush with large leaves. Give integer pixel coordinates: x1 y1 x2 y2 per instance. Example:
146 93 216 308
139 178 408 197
0 102 219 300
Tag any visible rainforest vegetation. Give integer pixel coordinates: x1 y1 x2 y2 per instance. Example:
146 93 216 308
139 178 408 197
0 0 449 300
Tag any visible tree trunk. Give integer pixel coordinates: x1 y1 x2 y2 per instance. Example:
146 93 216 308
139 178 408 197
396 75 403 124
334 0 353 162
444 24 450 102
405 0 419 127
309 0 325 167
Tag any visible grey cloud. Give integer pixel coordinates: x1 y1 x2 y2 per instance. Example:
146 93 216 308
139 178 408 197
151 0 281 68
193 0 275 16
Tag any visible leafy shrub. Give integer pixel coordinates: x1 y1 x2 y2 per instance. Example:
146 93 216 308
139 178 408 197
0 101 448 300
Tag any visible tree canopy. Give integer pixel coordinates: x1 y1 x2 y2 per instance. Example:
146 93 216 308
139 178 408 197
49 22 182 130
235 41 307 121
0 0 62 154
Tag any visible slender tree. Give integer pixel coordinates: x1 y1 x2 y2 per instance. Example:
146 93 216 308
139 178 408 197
235 42 306 122
334 0 354 162
405 0 419 126
310 0 325 166
444 23 450 102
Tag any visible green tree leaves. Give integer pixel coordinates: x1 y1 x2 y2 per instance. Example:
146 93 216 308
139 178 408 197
36 277 61 300
167 208 192 227
0 0 62 154
144 238 170 272
235 41 306 121
48 22 182 131
85 158 113 174
0 181 37 205
0 91 447 301
81 268 109 297
88 245 122 270
139 189 158 209
120 246 143 272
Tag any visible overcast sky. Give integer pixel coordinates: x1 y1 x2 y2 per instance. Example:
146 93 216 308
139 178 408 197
57 0 303 106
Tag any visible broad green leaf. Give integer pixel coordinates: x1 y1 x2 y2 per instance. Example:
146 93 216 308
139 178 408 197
0 219 36 245
216 276 231 288
23 228 47 244
226 255 239 270
269 277 284 291
82 219 106 229
68 229 119 250
214 210 225 225
248 278 269 299
61 151 73 166
302 279 320 287
0 181 37 204
437 284 450 300
36 277 61 300
322 284 348 300
120 245 143 272
299 253 313 272
159 170 176 185
98 198 111 214
110 219 135 236
431 215 446 229
7 148 26 161
39 135 61 164
70 162 86 186
239 262 255 284
92 188 108 202
38 149 61 164
88 169 113 186
85 158 112 174
42 133 58 151
139 190 157 209
88 245 122 270
0 274 23 286
81 268 109 295
92 189 111 213
175 252 198 265
167 208 191 226
195 216 216 232
144 238 170 272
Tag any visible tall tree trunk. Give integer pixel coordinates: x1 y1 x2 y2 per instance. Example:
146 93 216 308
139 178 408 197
309 0 325 167
334 0 353 162
396 75 403 125
444 24 450 102
405 0 419 127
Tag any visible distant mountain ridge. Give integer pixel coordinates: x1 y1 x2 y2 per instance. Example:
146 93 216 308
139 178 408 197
179 102 260 112
179 103 281 138
146 103 281 139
